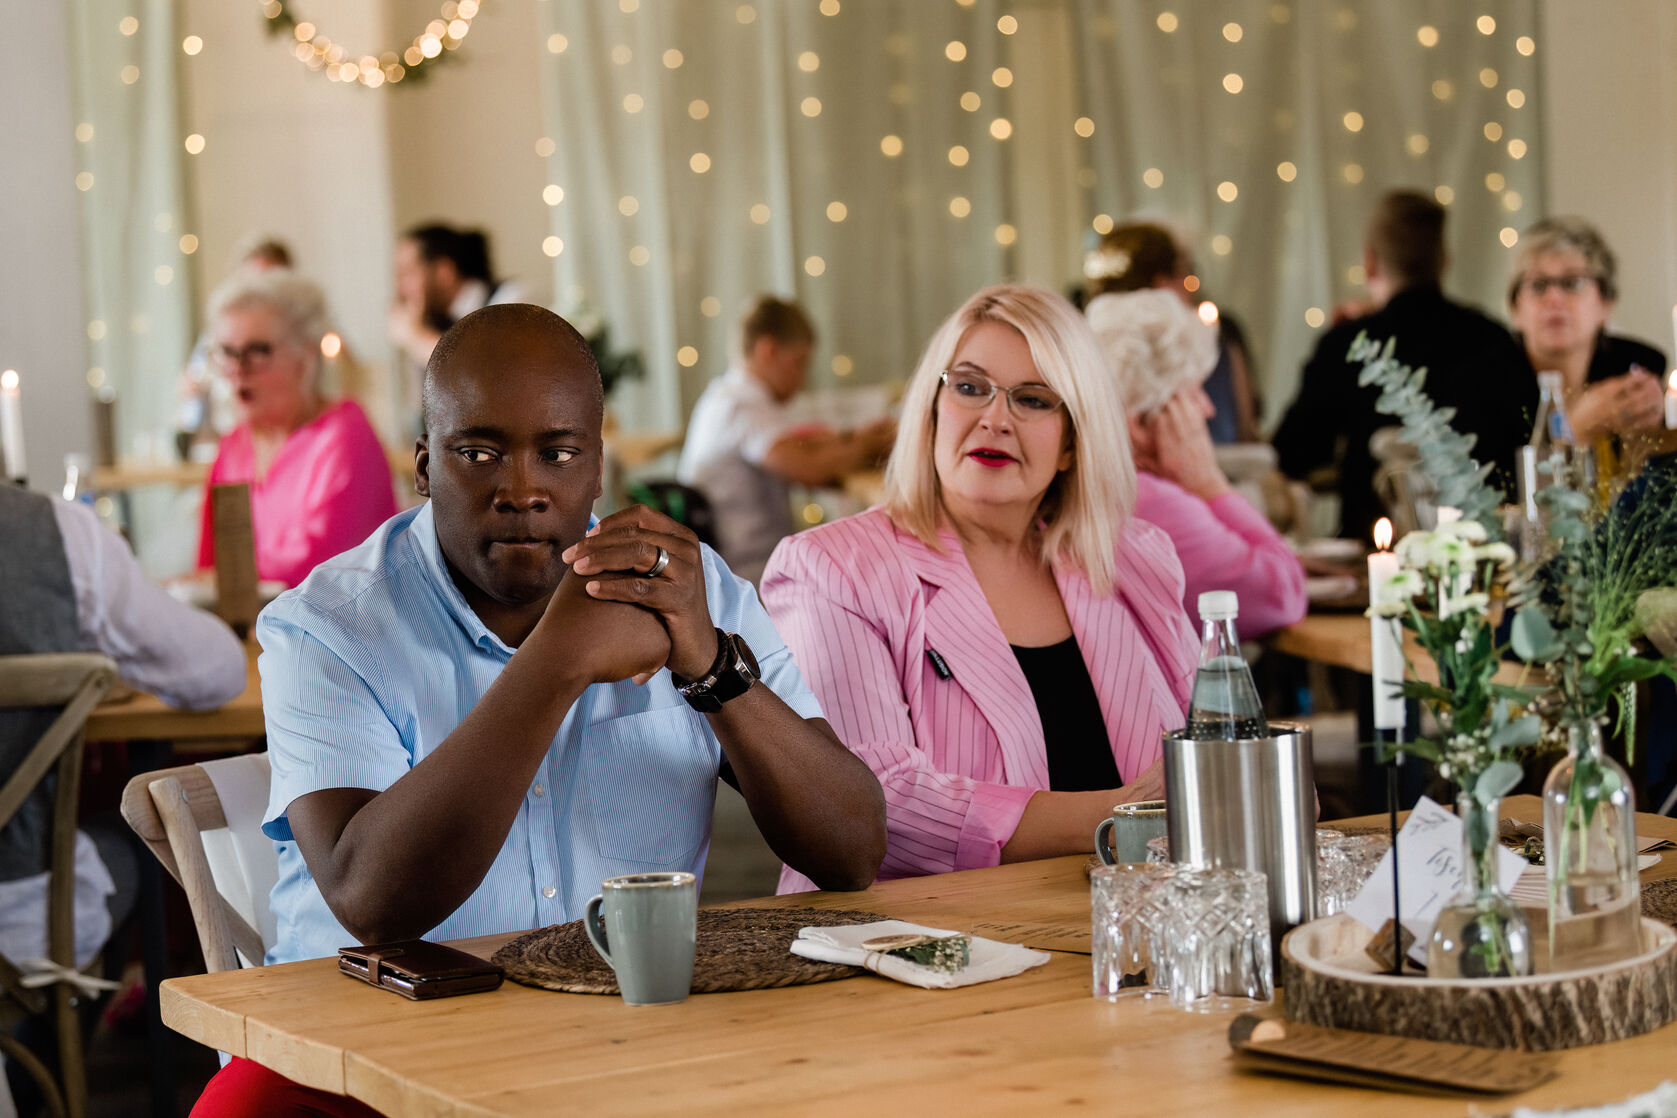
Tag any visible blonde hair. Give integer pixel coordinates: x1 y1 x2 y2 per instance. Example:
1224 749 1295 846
882 284 1135 596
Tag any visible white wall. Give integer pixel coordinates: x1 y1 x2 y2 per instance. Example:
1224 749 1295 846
1539 0 1677 356
0 4 93 492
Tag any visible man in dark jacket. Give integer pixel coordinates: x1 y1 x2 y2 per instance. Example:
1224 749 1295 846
1273 191 1537 541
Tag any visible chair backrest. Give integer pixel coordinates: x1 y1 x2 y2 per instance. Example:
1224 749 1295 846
120 753 275 972
626 479 719 548
0 652 118 1118
211 482 260 640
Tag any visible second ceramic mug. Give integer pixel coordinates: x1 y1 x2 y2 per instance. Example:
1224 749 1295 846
583 872 698 1005
1094 799 1168 866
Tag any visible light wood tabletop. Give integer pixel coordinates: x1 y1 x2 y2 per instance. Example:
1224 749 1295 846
160 797 1677 1117
84 641 265 744
1269 611 1535 688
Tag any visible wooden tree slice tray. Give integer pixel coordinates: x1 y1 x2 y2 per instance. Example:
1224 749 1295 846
1281 913 1677 1051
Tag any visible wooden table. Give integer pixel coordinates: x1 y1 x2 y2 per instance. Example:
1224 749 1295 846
1269 611 1535 688
84 641 265 745
161 797 1677 1117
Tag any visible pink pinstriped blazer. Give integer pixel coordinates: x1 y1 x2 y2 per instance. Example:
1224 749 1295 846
761 507 1197 893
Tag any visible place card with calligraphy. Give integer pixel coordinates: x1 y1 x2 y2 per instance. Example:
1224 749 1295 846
1343 796 1527 965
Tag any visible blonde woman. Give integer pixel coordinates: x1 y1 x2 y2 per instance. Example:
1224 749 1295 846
761 285 1197 890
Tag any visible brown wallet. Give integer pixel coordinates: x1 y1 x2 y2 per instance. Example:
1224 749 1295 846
338 939 504 1001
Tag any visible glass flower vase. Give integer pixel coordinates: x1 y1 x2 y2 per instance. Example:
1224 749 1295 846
1428 792 1533 978
1543 719 1643 969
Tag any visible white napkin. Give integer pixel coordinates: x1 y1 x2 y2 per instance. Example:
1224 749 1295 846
1512 1080 1677 1118
791 919 1050 990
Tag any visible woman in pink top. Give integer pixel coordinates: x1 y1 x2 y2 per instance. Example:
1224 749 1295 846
762 285 1199 890
1086 289 1306 637
197 270 396 588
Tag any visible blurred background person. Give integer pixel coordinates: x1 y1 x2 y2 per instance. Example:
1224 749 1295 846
0 481 244 1113
1273 190 1535 541
387 223 521 373
197 270 396 588
176 235 294 459
1508 216 1667 447
762 285 1197 890
678 295 895 583
1083 220 1260 444
1087 288 1306 637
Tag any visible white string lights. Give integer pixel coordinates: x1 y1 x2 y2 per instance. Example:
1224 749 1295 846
260 0 482 88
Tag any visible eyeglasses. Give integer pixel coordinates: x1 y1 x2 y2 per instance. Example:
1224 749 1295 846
211 341 280 370
939 368 1064 420
1521 273 1598 297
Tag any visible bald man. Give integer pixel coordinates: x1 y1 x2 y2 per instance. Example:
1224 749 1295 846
196 303 886 1112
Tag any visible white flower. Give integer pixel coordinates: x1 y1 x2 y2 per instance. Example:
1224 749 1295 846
1439 591 1491 620
1395 530 1472 573
1436 518 1488 544
1474 541 1517 567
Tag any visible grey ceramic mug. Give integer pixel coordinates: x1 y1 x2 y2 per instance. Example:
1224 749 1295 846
583 872 698 1006
1095 799 1169 866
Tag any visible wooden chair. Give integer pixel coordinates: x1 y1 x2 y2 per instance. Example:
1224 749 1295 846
0 652 119 1118
210 482 260 640
119 754 275 975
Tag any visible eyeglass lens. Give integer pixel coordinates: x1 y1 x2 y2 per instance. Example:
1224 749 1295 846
213 341 277 367
942 369 1062 418
1524 274 1595 296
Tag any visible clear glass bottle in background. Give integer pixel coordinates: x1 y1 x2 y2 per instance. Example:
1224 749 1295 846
1515 370 1586 561
61 452 93 506
1184 590 1267 741
1543 719 1642 969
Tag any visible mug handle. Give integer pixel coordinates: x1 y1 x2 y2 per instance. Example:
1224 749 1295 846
1094 818 1118 866
583 894 615 970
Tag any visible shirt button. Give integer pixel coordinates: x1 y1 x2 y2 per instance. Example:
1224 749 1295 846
533 784 546 798
542 886 556 899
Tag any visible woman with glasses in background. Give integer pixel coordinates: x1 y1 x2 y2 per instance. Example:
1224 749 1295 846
1509 217 1668 446
196 269 396 588
761 284 1197 890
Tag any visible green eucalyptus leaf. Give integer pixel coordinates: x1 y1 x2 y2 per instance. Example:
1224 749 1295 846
1489 713 1541 749
1476 760 1523 803
1511 607 1563 662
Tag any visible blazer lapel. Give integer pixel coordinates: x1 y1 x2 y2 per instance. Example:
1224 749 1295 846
899 528 1049 789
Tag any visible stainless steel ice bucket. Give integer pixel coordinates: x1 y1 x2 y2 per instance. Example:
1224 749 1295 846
1162 720 1318 975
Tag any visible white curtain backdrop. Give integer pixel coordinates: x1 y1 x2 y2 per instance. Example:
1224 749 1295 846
537 0 1542 432
66 0 197 562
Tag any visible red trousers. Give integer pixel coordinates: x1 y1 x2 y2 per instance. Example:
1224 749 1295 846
191 1057 386 1118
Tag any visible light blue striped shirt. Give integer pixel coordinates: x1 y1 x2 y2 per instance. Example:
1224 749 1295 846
257 502 821 964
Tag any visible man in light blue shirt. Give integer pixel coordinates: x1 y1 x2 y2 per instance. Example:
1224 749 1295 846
257 303 886 966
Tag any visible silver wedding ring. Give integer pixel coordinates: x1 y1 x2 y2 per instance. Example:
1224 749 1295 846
644 545 670 579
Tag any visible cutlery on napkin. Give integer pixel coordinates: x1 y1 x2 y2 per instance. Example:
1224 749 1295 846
790 919 1050 989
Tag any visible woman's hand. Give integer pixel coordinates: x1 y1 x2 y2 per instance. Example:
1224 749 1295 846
1568 367 1664 442
1113 757 1167 804
1146 391 1231 501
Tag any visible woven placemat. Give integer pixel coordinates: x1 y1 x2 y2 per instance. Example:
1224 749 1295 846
493 906 890 995
1642 878 1677 931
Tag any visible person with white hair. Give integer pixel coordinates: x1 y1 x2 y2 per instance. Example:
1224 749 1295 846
196 269 396 588
1087 288 1306 637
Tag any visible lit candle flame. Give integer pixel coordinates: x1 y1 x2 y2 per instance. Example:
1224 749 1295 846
0 370 17 391
1373 517 1393 550
1197 300 1220 326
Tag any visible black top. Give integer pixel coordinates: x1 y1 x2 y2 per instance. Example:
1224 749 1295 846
1510 331 1669 385
1011 637 1118 792
1273 285 1537 542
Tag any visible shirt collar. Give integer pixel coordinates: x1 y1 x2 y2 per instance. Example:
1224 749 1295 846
408 501 599 658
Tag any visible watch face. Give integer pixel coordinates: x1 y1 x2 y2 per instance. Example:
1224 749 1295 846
732 633 760 680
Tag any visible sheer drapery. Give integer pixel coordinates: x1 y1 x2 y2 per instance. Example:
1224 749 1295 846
66 0 197 563
537 1 1541 431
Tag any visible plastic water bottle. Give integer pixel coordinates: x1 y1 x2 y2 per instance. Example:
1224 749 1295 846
1184 590 1268 741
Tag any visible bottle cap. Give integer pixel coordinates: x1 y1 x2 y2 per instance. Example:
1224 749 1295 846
1198 590 1238 620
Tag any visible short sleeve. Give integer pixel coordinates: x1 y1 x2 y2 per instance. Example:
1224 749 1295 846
258 609 412 841
699 544 823 722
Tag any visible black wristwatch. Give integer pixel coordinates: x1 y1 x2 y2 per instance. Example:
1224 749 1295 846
673 628 760 712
